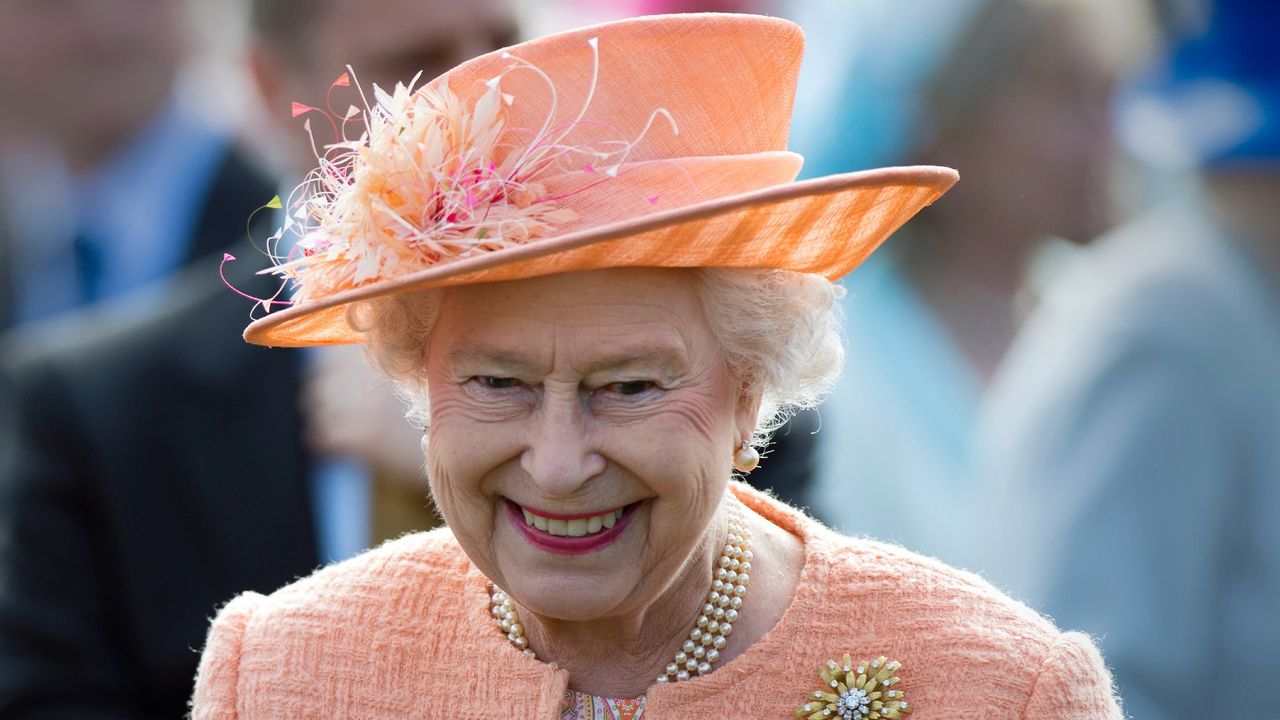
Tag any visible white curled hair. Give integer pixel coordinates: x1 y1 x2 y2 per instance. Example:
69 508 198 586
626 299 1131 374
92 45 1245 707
346 268 845 448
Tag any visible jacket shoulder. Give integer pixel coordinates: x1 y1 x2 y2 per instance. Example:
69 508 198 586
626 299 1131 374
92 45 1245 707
825 532 1059 636
245 527 472 622
190 528 487 718
192 592 264 720
798 530 1121 719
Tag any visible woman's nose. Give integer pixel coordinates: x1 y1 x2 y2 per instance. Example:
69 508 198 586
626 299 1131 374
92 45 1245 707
519 392 606 496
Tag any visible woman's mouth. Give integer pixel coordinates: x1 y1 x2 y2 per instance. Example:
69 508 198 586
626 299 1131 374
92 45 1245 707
521 505 624 536
505 500 638 555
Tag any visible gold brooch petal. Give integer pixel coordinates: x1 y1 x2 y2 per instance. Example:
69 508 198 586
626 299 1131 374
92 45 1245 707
794 655 909 720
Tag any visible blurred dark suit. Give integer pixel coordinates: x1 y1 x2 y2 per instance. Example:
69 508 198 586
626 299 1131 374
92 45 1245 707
749 410 818 508
0 173 322 716
0 148 272 334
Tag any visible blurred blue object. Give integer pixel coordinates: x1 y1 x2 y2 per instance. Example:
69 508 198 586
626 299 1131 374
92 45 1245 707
808 249 980 565
2 100 236 326
786 0 990 565
787 0 988 176
1121 0 1279 166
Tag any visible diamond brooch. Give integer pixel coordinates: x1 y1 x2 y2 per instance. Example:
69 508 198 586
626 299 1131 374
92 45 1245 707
794 655 909 720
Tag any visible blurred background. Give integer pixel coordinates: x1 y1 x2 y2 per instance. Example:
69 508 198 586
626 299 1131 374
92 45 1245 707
0 0 1274 717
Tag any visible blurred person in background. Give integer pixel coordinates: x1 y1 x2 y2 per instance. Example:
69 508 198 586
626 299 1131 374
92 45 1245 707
978 1 1280 717
0 0 273 329
786 0 1151 564
0 0 517 716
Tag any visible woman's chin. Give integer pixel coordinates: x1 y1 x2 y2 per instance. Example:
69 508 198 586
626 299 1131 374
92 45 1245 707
486 505 649 619
503 572 637 623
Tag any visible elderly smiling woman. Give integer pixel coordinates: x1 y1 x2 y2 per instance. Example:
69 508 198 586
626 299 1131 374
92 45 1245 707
193 13 1122 720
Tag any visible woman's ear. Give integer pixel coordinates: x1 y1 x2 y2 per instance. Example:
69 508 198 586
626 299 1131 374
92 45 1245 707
734 382 763 443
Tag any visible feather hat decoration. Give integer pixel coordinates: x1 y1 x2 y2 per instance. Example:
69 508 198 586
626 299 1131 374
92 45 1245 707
238 13 957 347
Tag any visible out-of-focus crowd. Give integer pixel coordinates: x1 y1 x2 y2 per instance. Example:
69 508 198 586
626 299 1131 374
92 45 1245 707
0 0 1274 718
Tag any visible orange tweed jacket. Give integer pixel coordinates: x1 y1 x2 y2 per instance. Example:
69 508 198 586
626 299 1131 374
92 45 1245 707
192 485 1122 719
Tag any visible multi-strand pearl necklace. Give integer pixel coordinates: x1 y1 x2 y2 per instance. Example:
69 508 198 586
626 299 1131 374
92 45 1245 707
489 500 754 684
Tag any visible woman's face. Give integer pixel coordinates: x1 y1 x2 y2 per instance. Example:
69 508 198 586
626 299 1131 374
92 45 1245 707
423 268 756 622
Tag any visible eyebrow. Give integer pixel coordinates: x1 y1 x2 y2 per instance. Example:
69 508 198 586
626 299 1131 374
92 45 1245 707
581 348 688 377
447 344 689 377
447 345 544 373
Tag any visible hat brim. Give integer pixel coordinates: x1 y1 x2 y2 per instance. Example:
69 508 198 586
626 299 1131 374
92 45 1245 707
243 165 958 347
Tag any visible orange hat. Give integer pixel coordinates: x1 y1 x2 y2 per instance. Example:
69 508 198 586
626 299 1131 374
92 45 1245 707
243 12 957 347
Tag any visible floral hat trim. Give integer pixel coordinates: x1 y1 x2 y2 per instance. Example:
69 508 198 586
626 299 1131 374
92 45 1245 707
237 36 677 312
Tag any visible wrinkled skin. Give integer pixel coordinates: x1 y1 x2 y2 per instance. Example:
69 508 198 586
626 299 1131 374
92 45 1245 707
425 268 758 623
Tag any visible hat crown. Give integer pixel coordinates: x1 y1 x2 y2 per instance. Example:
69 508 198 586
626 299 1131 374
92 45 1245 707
270 14 808 307
431 13 805 162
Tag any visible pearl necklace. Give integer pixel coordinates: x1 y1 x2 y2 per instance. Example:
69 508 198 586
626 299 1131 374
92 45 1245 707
489 501 753 684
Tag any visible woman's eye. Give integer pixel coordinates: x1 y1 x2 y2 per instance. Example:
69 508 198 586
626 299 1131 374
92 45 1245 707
609 380 655 396
478 376 520 389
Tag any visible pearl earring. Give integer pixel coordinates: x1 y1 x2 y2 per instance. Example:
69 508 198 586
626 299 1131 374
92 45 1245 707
733 440 760 473
420 433 429 455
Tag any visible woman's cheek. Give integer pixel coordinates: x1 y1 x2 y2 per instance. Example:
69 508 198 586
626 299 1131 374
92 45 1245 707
612 400 734 529
638 386 736 450
424 442 495 545
427 387 528 499
423 460 457 520
426 418 505 499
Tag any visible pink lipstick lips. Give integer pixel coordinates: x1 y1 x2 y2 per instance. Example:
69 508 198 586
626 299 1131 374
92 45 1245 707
506 500 637 555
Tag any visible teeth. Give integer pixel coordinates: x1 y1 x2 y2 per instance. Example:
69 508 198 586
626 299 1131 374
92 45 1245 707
522 506 627 537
